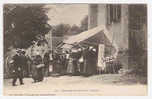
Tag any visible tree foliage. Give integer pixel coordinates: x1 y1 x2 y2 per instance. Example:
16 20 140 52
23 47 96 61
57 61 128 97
80 15 88 31
4 4 51 51
52 24 71 36
52 15 88 37
69 24 81 35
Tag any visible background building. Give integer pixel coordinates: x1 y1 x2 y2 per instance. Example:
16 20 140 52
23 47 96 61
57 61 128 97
88 4 147 73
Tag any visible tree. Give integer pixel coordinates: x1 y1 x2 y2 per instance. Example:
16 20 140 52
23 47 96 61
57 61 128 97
51 15 88 37
80 15 88 32
68 24 81 35
4 4 51 51
52 24 71 37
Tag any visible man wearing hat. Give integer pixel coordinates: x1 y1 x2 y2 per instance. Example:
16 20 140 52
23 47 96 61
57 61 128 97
12 49 25 86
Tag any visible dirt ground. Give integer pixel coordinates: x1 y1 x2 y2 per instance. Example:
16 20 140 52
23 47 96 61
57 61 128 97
3 74 147 96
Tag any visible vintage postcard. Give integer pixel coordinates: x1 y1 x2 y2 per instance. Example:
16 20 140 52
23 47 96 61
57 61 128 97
3 3 147 96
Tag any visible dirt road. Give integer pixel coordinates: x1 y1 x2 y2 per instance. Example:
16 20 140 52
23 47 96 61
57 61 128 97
3 74 147 96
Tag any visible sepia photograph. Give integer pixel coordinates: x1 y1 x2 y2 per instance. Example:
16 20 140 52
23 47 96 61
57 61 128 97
3 4 147 96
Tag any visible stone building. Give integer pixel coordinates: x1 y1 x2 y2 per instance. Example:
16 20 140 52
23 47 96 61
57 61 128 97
88 4 147 71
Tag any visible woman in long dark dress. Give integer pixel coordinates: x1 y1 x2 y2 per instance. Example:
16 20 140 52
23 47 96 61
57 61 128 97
72 51 82 75
31 55 44 82
83 47 97 76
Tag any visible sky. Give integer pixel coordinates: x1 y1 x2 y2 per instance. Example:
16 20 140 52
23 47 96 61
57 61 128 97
45 4 88 26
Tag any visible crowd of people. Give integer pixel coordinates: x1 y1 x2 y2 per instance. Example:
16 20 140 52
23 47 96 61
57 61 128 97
10 49 47 86
10 45 122 86
52 46 98 76
10 46 98 86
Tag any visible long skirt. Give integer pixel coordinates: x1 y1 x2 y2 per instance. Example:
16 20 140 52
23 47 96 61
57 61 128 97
37 67 44 81
67 61 74 74
44 64 49 77
83 60 96 76
31 64 44 82
79 63 84 73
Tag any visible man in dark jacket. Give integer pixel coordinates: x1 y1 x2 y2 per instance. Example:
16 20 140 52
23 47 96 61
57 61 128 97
12 50 25 86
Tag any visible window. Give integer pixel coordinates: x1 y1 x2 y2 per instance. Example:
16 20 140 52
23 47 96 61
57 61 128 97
107 4 121 25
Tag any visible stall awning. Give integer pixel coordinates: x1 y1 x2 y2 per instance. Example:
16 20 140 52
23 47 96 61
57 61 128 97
61 25 119 57
64 25 104 44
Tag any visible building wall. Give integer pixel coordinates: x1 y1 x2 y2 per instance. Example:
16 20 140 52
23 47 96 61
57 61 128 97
88 4 98 29
97 4 129 50
128 5 147 72
88 4 147 71
97 5 107 27
88 4 129 69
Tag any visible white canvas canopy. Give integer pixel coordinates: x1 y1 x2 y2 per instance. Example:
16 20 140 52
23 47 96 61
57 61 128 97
62 25 119 57
64 25 104 44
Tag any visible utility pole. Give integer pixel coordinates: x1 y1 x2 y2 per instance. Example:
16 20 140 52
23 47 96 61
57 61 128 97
49 30 52 51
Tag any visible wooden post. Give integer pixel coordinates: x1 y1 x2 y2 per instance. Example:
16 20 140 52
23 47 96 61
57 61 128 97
97 44 105 74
